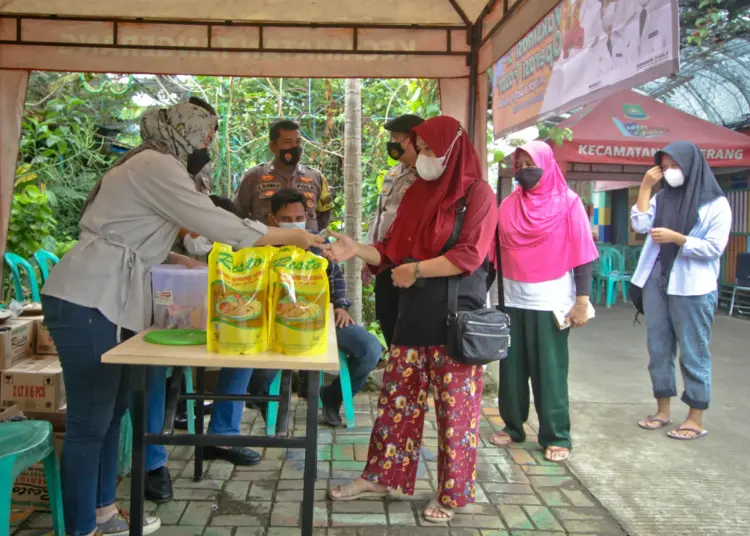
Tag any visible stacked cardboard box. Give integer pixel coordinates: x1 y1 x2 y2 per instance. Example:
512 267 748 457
0 317 35 370
0 316 66 511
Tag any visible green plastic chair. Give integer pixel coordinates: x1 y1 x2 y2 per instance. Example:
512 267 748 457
593 248 632 308
625 246 643 273
266 350 356 435
167 367 196 435
118 412 132 477
33 249 60 284
3 253 41 303
0 420 64 534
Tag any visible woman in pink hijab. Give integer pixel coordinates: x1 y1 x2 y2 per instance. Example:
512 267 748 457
491 141 598 462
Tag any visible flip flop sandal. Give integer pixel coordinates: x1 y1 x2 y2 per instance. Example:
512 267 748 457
544 446 570 463
329 482 390 501
423 499 455 524
667 426 708 441
638 415 674 430
488 431 514 448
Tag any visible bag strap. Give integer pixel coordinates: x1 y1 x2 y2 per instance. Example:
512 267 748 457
446 191 470 316
445 188 506 317
495 229 505 312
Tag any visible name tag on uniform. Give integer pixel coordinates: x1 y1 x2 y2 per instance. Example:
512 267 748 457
258 182 281 192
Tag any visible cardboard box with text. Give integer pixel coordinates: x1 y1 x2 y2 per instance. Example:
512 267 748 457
34 320 57 355
1 356 66 412
0 318 36 370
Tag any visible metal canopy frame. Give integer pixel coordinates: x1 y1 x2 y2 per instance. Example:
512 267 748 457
0 0 560 285
0 0 557 140
641 38 750 127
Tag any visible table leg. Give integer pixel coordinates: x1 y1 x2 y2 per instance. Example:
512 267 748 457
194 367 205 482
301 371 320 535
277 370 293 436
129 366 147 536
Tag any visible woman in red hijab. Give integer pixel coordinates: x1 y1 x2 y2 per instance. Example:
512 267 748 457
325 116 497 523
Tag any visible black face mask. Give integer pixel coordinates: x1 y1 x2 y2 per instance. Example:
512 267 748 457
187 148 210 176
386 141 406 161
278 146 302 167
515 167 544 190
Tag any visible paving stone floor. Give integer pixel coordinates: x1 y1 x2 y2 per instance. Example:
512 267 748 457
13 395 626 535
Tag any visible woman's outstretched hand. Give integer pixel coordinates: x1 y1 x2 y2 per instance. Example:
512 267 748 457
295 229 325 250
325 231 358 263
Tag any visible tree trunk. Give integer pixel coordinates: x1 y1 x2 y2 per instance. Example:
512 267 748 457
343 79 363 323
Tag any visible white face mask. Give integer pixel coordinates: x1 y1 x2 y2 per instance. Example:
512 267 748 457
183 235 213 256
279 221 306 230
663 168 685 188
416 153 446 181
415 131 461 182
601 5 616 31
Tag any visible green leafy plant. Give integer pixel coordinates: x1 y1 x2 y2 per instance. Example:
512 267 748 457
537 123 573 146
17 73 444 327
7 186 57 259
3 186 59 300
683 0 749 47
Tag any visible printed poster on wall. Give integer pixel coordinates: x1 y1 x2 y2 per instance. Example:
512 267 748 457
492 0 679 138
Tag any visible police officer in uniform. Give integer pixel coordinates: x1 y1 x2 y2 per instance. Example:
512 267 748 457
367 114 424 347
234 119 334 231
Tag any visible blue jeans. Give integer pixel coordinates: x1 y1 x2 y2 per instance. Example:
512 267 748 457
248 325 382 405
41 295 133 536
145 367 254 470
643 262 718 410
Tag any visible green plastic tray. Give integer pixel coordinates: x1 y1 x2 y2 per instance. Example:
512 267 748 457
143 329 207 346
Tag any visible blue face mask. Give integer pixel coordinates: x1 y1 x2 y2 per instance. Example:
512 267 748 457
278 221 306 230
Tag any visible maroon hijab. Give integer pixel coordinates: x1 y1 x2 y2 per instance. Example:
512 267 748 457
383 116 484 263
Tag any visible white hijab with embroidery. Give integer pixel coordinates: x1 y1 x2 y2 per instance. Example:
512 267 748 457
82 103 217 215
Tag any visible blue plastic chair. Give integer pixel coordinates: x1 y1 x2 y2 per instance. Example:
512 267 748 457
33 249 60 284
593 248 632 308
3 253 41 303
266 350 356 435
0 421 64 534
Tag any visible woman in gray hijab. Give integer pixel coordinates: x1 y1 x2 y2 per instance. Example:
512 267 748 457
630 141 731 441
41 102 323 536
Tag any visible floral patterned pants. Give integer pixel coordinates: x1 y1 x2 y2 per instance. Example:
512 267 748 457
362 345 484 508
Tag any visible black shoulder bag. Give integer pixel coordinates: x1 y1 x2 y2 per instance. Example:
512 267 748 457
444 193 511 366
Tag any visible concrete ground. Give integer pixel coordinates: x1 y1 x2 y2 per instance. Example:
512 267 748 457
13 305 748 535
13 396 626 535
566 304 750 536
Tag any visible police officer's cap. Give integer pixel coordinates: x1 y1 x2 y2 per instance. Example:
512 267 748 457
384 114 425 135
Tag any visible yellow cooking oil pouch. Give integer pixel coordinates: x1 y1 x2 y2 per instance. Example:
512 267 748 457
207 243 276 355
270 247 330 355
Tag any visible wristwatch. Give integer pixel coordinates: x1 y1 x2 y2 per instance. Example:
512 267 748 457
414 262 423 280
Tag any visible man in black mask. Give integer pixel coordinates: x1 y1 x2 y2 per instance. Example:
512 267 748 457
235 120 334 231
366 114 424 348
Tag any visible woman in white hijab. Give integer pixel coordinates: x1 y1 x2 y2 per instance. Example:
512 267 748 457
41 102 322 536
